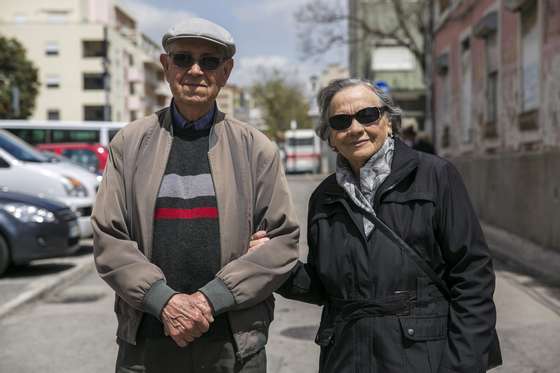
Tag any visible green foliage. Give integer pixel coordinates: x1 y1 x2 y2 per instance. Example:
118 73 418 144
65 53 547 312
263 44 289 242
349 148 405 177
0 36 40 119
250 70 312 139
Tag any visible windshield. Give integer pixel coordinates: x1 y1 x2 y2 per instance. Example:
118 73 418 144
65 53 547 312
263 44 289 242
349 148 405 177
288 137 315 146
0 130 48 163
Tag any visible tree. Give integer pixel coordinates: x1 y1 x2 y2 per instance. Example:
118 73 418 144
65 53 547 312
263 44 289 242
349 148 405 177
0 36 40 119
295 0 436 142
296 0 432 76
250 70 312 140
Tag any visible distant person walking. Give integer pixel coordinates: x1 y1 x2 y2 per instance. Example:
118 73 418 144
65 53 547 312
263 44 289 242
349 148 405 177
401 123 436 154
92 17 299 373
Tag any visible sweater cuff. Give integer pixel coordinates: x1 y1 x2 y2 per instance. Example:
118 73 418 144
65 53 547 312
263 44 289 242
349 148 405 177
199 277 235 315
143 279 178 320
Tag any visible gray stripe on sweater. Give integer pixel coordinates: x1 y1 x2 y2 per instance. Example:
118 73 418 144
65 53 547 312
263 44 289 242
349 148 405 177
158 174 215 200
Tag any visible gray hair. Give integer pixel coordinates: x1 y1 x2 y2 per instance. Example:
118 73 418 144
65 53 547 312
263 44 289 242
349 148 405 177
315 78 403 142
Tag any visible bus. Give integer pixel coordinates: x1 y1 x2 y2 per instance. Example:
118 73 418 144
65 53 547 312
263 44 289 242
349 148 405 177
0 120 127 147
284 129 321 174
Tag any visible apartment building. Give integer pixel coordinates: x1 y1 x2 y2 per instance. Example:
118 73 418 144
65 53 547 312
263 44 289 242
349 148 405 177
0 0 170 122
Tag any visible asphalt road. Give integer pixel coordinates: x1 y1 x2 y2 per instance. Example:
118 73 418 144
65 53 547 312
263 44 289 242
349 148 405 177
1 174 559 372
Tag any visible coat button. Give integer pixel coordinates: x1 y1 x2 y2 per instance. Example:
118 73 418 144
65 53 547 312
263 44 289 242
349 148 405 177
407 328 415 336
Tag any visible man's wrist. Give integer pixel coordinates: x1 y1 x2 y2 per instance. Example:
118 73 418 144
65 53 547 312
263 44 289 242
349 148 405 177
199 277 235 315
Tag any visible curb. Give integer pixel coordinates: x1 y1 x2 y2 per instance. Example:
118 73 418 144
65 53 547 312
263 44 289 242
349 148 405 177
0 254 95 319
482 221 560 286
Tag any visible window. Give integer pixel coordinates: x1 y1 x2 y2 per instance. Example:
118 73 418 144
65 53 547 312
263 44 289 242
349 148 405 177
47 109 60 120
61 149 99 173
129 82 135 95
485 32 499 137
83 73 105 90
460 38 473 144
45 41 59 56
520 0 539 113
436 53 451 148
46 75 60 88
83 40 106 58
371 46 416 71
84 105 107 121
130 111 137 121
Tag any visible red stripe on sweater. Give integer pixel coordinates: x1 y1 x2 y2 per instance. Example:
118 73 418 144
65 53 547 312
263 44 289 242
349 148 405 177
154 207 218 220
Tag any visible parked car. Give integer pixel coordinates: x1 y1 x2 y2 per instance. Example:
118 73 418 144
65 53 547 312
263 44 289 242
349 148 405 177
0 130 96 237
40 151 103 184
0 190 80 276
35 143 108 175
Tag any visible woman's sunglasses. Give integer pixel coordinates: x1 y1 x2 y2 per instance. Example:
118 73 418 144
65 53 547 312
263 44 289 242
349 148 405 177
169 52 224 71
328 106 387 130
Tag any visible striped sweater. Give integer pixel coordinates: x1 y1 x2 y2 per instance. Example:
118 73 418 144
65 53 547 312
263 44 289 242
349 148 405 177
140 125 221 337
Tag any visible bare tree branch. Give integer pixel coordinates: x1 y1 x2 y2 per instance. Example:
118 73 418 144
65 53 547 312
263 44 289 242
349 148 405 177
295 0 431 75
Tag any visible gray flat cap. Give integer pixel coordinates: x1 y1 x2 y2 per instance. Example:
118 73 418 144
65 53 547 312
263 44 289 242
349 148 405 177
162 17 236 59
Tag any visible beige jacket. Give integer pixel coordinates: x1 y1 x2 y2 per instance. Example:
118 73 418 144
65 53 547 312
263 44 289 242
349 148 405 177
92 107 299 358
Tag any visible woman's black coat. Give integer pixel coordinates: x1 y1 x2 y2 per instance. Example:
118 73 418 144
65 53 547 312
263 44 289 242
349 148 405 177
278 139 499 373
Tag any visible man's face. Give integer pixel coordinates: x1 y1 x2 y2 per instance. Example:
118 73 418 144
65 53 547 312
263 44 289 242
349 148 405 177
160 38 233 109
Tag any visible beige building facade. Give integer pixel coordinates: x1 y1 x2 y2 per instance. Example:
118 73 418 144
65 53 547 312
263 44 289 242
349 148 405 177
0 0 170 122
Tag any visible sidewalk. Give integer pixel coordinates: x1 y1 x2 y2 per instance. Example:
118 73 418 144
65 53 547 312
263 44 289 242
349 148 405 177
0 250 94 319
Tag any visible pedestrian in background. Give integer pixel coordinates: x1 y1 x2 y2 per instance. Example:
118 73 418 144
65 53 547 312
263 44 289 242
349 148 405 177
92 17 299 373
251 78 501 372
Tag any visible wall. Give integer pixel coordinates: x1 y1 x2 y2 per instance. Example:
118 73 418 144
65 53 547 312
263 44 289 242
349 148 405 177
453 152 560 252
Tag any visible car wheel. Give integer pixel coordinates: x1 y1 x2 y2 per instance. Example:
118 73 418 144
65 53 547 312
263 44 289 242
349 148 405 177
0 235 10 276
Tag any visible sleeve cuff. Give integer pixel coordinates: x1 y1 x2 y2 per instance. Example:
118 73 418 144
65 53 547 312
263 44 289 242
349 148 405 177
143 279 178 320
199 277 236 315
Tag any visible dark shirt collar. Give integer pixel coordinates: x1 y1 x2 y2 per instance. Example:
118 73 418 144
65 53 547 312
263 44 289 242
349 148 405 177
171 99 216 130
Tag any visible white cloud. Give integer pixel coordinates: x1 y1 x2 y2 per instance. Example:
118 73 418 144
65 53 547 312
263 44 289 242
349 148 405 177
233 0 304 23
119 0 196 41
229 55 315 93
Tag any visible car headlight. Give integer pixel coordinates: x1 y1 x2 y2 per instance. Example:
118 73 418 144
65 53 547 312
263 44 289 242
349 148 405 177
61 175 89 198
0 203 57 223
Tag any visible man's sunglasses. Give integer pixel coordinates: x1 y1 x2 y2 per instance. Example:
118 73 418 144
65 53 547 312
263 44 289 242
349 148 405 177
169 52 224 71
328 106 388 130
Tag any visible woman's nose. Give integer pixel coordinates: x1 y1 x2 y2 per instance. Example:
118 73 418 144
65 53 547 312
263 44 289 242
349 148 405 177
348 118 364 134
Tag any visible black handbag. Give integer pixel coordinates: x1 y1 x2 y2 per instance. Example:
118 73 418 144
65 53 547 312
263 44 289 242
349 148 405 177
369 213 503 371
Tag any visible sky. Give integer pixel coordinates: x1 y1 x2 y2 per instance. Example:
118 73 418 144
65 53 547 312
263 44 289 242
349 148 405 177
120 0 347 89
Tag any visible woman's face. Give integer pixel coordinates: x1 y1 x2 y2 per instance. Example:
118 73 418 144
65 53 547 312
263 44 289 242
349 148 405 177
328 85 392 174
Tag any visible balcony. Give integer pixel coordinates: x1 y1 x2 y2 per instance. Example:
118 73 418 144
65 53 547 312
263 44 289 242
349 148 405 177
127 96 142 111
126 67 143 83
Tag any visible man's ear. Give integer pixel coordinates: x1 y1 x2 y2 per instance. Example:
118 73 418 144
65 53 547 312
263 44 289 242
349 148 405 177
160 53 169 72
221 58 234 85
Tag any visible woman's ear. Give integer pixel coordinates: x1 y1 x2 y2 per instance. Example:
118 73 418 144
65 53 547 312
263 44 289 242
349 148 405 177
327 136 338 153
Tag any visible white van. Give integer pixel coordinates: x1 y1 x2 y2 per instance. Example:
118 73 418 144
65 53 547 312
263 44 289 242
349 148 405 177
0 130 97 237
284 129 321 174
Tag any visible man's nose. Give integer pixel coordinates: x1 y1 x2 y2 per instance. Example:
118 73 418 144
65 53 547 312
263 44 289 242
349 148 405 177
187 62 204 76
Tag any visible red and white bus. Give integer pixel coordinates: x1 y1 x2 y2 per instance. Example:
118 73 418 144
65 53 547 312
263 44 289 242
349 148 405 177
284 129 321 174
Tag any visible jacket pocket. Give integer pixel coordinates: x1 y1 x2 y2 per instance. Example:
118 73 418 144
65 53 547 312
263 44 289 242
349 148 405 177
399 315 447 373
399 315 447 341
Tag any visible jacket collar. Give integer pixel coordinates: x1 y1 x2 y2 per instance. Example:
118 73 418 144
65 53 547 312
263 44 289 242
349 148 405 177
157 104 226 143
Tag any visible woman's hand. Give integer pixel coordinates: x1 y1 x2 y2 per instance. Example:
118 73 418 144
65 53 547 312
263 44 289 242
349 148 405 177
248 230 270 253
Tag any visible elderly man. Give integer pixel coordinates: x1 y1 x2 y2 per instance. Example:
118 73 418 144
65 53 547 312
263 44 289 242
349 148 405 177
92 17 299 372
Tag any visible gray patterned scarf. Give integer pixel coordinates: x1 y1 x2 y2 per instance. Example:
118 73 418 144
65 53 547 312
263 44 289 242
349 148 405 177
335 137 395 236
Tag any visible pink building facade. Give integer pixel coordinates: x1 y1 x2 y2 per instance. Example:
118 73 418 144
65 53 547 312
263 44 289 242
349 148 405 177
432 0 560 252
433 0 560 157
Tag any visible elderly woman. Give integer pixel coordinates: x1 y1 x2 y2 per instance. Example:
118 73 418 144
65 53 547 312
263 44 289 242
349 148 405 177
251 78 501 373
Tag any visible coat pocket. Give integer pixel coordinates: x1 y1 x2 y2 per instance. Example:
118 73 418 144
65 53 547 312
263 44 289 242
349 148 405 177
399 315 447 373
